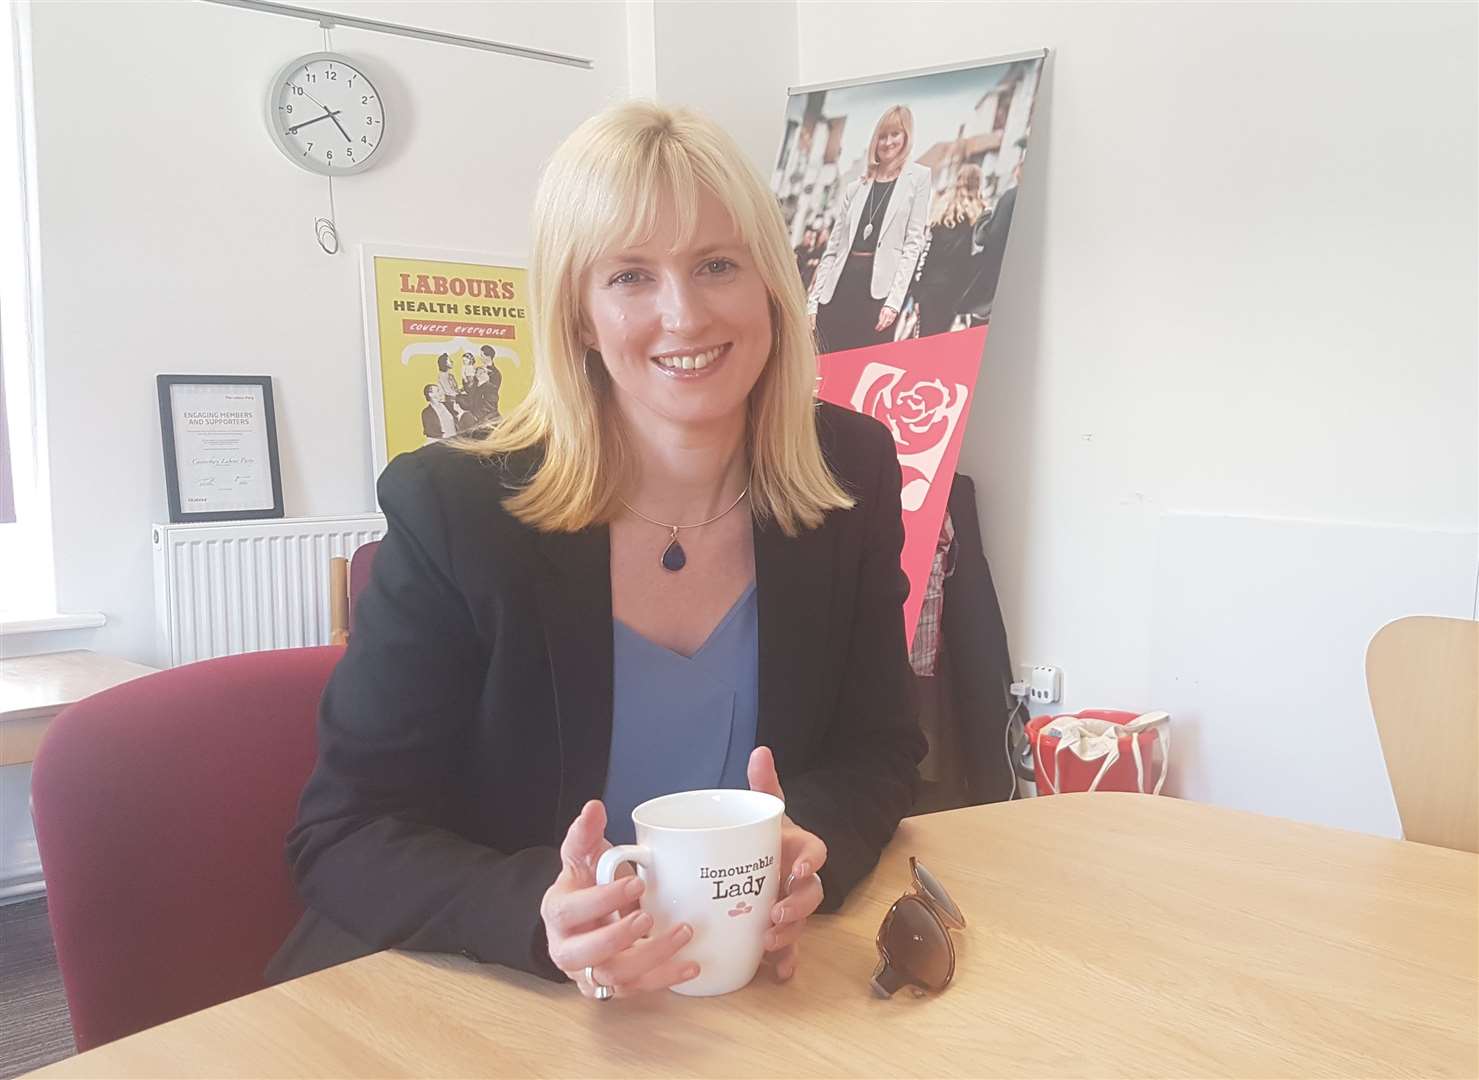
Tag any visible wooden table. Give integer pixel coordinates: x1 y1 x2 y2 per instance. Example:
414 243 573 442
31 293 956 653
33 795 1479 1078
0 650 158 766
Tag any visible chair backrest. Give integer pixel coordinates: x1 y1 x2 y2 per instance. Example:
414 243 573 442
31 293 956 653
31 645 343 1050
1367 616 1478 853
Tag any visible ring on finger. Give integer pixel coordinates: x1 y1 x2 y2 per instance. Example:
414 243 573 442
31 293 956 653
584 965 615 1001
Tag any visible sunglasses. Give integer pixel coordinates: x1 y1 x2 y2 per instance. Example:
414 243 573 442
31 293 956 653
871 857 966 997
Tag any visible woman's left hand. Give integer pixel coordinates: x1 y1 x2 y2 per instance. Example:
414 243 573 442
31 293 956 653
747 746 827 981
875 305 899 332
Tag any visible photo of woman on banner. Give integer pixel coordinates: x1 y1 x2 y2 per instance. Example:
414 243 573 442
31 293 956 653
957 156 1023 328
806 105 931 353
912 164 987 337
793 221 827 292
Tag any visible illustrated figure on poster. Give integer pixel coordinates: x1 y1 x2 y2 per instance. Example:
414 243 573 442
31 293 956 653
912 164 987 338
402 339 519 443
807 105 931 353
459 351 482 399
475 343 505 423
454 353 484 432
435 354 461 407
958 158 1022 327
421 383 460 442
458 366 493 431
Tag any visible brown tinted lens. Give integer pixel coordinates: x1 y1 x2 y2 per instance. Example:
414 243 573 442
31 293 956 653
913 860 965 929
880 895 953 991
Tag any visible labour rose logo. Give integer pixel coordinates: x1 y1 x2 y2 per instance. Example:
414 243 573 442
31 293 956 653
892 379 957 456
851 364 969 512
856 370 962 458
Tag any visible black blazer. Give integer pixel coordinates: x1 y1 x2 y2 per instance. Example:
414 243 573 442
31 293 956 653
266 402 924 985
942 474 1017 805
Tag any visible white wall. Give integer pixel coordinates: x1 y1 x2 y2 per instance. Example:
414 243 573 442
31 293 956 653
3 0 631 666
651 0 798 173
795 1 1478 834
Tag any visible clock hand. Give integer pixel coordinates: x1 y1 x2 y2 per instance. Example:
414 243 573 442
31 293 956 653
299 85 356 144
287 110 341 135
327 109 354 143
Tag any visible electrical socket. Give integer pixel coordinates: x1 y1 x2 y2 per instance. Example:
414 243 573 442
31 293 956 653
1018 664 1062 704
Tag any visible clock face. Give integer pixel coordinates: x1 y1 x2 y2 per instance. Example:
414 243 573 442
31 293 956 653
267 52 385 176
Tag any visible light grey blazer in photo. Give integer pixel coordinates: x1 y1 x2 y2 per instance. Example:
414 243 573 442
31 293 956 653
807 160 932 315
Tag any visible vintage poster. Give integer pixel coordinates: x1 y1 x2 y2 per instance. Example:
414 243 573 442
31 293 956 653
772 52 1046 646
360 245 534 481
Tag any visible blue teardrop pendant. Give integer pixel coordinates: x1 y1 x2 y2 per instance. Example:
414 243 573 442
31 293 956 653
661 530 687 572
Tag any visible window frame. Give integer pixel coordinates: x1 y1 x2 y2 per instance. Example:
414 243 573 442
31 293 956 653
0 0 59 623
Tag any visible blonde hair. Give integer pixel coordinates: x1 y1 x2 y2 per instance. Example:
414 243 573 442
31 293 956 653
930 164 986 229
865 105 914 179
457 101 852 537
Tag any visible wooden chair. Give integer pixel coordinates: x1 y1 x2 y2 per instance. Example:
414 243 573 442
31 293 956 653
328 541 381 645
1366 615 1479 853
329 557 351 645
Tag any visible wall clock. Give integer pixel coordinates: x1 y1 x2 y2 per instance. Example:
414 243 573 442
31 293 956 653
266 51 386 176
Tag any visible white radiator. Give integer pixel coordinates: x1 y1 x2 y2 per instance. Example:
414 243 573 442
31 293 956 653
152 514 386 667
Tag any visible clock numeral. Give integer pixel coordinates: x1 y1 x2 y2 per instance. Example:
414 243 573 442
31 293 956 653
284 103 293 114
347 148 355 158
327 66 337 80
305 141 313 153
361 135 369 144
305 71 317 83
326 150 333 160
366 115 376 125
361 95 369 105
348 76 356 88
291 85 304 96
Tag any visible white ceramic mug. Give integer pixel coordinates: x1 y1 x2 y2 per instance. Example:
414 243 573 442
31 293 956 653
596 788 783 997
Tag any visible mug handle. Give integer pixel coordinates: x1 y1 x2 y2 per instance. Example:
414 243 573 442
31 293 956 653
595 844 652 887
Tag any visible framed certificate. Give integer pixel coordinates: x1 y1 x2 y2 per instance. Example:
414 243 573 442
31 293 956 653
156 375 284 523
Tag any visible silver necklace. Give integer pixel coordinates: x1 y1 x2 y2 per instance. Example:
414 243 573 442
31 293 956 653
862 174 896 240
620 482 751 572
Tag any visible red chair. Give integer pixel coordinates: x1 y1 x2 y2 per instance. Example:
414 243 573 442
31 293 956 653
349 540 380 619
30 645 343 1051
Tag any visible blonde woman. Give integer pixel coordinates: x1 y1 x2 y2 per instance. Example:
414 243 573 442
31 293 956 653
915 163 987 337
807 105 932 352
268 103 924 1001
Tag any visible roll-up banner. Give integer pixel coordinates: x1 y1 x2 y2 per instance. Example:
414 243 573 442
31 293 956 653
772 52 1046 645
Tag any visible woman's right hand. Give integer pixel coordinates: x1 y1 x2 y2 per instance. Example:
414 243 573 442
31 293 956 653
540 800 699 999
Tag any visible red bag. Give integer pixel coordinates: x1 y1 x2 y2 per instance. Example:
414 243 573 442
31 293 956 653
1027 710 1170 795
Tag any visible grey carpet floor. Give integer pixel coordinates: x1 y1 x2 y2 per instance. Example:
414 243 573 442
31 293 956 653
0 896 75 1078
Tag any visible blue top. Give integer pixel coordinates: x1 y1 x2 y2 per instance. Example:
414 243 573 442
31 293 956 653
601 583 760 846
